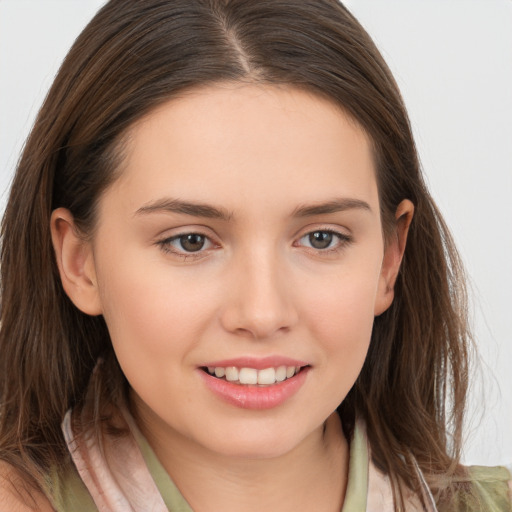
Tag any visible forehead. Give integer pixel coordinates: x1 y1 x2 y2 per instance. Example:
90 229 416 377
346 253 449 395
109 83 379 218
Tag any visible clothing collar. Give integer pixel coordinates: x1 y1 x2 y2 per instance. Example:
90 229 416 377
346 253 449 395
62 408 436 511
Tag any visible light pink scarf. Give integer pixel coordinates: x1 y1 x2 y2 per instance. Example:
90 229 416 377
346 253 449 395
62 406 169 512
63 407 437 512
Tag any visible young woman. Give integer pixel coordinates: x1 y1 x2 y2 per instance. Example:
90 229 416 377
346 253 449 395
0 1 510 510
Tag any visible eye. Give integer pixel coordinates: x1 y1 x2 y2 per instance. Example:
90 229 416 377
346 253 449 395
297 229 350 251
157 232 215 256
175 233 207 252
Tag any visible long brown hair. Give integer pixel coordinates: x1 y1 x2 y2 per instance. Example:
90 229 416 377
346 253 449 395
0 0 471 508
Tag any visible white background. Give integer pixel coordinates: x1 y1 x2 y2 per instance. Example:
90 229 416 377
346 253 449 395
0 0 510 466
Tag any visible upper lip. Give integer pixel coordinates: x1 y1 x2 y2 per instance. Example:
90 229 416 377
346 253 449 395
201 356 309 370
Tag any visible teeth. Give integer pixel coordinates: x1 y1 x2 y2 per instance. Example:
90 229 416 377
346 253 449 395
275 366 287 382
206 365 303 385
239 368 258 384
225 367 239 382
257 367 276 385
214 367 225 378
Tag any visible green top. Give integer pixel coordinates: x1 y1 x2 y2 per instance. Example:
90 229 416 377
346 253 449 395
49 423 511 512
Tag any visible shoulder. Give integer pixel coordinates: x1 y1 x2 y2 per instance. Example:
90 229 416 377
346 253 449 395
444 464 512 512
0 461 54 512
467 463 512 483
467 464 512 508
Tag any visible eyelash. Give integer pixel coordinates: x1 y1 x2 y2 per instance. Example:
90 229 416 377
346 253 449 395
295 229 352 254
157 233 216 260
156 228 352 260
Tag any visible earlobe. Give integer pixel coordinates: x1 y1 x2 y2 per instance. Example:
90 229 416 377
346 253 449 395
374 199 414 316
50 208 102 316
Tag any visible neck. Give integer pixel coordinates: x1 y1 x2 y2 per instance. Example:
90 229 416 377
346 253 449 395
135 407 349 512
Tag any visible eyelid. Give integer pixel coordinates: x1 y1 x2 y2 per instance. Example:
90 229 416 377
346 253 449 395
154 224 352 260
294 223 352 240
155 227 220 260
293 225 353 252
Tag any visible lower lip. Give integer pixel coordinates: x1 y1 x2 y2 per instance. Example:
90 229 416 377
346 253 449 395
199 367 310 410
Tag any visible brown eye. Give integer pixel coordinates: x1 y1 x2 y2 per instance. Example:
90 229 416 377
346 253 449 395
308 231 334 249
296 229 351 253
178 234 206 252
158 231 216 258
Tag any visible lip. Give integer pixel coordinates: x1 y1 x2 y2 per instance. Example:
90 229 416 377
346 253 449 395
198 365 310 410
201 356 309 370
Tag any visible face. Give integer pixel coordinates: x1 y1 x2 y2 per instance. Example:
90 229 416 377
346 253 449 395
54 83 407 460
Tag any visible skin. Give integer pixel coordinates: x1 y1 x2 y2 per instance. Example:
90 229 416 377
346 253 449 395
0 462 54 512
51 83 413 511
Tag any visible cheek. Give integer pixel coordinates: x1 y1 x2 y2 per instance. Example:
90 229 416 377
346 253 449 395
307 259 380 337
302 263 381 389
94 250 217 371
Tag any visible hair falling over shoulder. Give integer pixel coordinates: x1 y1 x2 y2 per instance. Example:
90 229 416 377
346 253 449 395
0 1 474 509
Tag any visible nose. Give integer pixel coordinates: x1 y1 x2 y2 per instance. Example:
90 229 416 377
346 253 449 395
219 248 299 340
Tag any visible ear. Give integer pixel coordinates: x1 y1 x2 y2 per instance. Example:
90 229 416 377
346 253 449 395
50 208 103 316
374 199 414 316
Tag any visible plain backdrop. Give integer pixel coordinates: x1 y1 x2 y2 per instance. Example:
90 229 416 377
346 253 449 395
0 0 511 466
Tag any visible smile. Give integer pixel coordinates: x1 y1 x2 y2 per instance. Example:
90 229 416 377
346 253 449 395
199 361 310 409
205 366 302 386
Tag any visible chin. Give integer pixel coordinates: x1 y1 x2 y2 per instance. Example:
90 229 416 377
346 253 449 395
210 436 300 460
192 418 319 461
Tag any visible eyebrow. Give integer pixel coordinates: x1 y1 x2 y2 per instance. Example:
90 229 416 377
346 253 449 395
291 198 372 217
135 198 233 221
135 197 371 220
